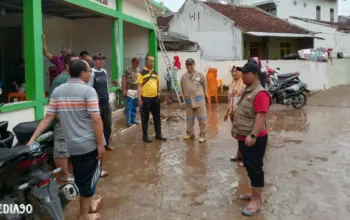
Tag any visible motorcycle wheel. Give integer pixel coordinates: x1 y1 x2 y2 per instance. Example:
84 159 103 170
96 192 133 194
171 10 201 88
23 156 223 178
292 93 307 109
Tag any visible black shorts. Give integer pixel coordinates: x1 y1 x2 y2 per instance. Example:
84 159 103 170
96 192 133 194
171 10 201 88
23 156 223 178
70 150 101 197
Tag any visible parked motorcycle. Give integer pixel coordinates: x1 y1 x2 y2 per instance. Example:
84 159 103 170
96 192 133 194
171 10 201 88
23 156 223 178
269 81 308 109
264 61 307 91
0 107 79 219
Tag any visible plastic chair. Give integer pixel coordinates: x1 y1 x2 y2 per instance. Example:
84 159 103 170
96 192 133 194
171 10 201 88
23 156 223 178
8 93 26 102
206 68 218 104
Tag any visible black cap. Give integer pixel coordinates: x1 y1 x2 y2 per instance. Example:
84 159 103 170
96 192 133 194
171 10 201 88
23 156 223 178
237 62 259 74
93 53 107 60
185 58 195 64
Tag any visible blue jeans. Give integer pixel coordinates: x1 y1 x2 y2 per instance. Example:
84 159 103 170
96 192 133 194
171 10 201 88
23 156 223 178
125 96 138 126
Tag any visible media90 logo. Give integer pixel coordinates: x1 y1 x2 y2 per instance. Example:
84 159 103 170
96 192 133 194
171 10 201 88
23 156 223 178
0 204 33 215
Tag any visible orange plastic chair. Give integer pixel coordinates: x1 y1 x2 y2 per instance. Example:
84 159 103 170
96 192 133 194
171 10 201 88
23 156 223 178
206 68 218 104
8 93 26 102
7 92 46 102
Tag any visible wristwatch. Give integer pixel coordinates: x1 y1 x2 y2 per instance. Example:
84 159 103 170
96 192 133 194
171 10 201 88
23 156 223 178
250 134 257 139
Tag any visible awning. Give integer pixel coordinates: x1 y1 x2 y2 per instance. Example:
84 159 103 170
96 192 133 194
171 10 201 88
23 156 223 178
245 32 325 40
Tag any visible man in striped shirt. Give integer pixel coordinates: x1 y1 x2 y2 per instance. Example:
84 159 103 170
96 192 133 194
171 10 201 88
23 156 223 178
28 59 105 220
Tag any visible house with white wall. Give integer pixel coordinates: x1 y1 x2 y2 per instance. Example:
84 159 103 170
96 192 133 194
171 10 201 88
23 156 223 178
230 0 350 53
167 0 318 61
0 0 164 132
234 0 339 22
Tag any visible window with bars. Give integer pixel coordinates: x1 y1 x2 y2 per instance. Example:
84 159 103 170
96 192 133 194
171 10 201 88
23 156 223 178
280 43 291 58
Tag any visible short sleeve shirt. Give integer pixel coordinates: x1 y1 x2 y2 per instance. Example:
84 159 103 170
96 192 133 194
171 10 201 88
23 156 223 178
137 67 159 98
47 78 100 155
50 56 65 75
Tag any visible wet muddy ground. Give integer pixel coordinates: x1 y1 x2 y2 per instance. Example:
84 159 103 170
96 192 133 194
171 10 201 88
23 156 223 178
65 86 350 220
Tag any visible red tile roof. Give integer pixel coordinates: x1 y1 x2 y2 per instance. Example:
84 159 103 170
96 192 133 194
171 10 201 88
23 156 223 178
157 15 174 28
203 2 311 34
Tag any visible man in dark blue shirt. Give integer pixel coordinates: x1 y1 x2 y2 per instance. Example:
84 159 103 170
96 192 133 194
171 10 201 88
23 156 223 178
88 53 112 177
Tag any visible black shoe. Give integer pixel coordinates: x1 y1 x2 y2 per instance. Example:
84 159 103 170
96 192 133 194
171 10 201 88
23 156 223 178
155 136 167 141
143 136 152 143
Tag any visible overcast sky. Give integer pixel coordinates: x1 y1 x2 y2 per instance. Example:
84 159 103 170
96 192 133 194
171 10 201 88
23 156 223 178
156 0 350 16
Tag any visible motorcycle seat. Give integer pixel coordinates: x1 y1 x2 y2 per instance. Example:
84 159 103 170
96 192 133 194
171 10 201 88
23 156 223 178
0 145 29 163
13 120 42 143
277 72 297 78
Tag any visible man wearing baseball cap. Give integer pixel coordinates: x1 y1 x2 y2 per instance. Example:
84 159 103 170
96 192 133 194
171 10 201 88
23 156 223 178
232 62 271 216
180 58 207 143
88 53 112 177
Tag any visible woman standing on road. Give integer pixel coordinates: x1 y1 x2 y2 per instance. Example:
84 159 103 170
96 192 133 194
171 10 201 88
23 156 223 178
224 66 245 166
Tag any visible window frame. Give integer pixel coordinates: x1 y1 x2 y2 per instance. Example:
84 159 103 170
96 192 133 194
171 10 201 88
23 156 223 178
316 6 321 21
330 8 334 22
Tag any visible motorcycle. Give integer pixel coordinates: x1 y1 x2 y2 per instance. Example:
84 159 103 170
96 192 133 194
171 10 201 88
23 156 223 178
268 81 308 109
264 61 310 93
0 104 79 219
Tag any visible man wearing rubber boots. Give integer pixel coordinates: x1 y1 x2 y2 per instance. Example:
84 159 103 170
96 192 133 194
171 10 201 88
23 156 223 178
137 55 167 143
232 62 271 217
122 57 140 127
180 58 207 143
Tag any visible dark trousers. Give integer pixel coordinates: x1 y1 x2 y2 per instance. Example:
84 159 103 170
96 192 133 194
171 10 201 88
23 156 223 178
238 135 268 187
100 103 112 147
141 96 161 138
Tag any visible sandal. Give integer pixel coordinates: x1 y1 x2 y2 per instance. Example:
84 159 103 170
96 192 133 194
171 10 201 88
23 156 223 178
59 177 75 183
78 213 101 220
89 195 102 213
241 206 260 216
100 170 108 177
238 194 252 201
230 157 242 162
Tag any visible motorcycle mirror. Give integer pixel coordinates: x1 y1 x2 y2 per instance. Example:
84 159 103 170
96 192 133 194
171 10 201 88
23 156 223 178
277 67 280 70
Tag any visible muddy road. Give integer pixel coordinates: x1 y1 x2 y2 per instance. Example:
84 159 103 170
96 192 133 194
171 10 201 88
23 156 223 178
65 86 350 220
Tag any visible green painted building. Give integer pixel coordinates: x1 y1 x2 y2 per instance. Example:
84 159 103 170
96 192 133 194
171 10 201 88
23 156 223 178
0 0 163 129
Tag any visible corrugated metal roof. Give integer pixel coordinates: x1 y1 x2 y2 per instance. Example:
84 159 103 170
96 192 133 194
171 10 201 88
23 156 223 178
246 32 325 40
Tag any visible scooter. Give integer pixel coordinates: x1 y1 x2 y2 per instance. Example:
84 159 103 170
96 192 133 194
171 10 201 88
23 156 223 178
0 105 79 219
268 82 309 109
0 130 79 219
264 61 308 92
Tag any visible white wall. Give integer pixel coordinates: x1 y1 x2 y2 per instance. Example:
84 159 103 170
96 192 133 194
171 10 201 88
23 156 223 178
72 18 114 83
123 22 149 69
158 51 201 89
240 0 338 22
289 17 350 53
122 0 151 23
89 0 116 10
199 58 350 91
168 0 243 60
0 107 35 133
